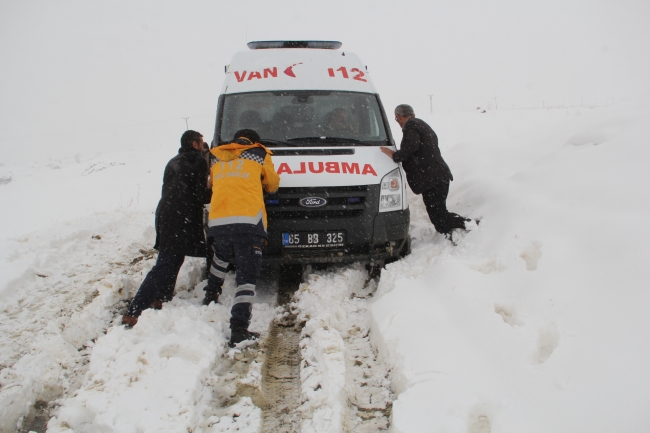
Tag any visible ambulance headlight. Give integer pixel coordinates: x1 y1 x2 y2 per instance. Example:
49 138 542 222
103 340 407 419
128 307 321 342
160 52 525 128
379 168 403 212
381 177 399 190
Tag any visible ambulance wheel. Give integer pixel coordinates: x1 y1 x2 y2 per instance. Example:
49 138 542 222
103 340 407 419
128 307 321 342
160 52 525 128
366 262 383 280
399 235 412 258
278 264 303 305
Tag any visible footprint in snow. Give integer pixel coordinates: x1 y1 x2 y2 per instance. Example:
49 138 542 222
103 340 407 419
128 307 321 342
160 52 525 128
566 116 628 146
468 405 494 433
469 414 492 433
519 240 542 271
494 303 524 326
468 256 507 274
534 324 559 364
159 343 203 363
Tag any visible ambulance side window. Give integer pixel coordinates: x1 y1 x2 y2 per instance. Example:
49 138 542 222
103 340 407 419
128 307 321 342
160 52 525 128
368 112 380 136
366 100 382 137
220 97 240 142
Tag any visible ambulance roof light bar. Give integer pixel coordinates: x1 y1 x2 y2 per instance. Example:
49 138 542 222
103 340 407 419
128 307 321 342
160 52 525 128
247 41 342 50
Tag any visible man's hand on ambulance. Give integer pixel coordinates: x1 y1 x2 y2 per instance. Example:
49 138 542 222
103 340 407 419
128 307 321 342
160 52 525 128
380 146 395 159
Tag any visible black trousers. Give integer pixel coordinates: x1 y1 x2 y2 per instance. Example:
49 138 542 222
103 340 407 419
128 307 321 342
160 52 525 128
127 251 185 317
421 180 468 234
206 232 264 331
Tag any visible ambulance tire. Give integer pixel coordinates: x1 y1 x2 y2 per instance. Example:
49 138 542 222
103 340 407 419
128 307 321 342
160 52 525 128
399 235 412 258
384 235 411 267
278 264 304 304
366 262 383 280
280 264 304 285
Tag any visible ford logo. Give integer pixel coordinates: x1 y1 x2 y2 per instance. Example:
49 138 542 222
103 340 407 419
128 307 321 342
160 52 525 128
299 197 327 208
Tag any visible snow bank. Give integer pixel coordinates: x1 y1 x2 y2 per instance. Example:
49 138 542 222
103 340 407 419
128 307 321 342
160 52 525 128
0 211 155 433
0 141 280 432
0 145 271 432
48 302 227 433
372 102 650 432
46 272 273 433
294 265 393 432
0 147 167 296
294 268 363 432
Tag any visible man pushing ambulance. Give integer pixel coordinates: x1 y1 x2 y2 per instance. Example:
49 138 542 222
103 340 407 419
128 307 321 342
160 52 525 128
204 128 280 347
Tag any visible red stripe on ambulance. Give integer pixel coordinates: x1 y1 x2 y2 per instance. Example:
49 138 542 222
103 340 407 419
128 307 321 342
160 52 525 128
277 162 377 176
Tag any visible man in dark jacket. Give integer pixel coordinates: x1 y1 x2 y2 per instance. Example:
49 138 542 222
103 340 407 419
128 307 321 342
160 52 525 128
380 104 469 238
122 130 211 327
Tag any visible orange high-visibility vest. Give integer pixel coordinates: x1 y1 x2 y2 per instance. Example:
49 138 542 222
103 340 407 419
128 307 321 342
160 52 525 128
208 142 280 233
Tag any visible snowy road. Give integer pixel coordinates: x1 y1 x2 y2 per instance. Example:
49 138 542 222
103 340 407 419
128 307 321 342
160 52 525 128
2 105 650 432
34 256 393 433
0 213 397 433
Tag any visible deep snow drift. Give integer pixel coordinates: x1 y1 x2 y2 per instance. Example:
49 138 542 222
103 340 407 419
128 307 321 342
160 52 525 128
374 101 650 432
1 101 649 432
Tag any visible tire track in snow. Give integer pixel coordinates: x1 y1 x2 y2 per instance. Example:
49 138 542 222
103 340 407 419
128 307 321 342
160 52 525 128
260 265 303 433
342 288 393 432
260 319 302 432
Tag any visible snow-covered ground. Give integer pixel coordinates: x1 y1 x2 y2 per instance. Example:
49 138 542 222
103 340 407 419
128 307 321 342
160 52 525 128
1 102 649 432
375 101 650 432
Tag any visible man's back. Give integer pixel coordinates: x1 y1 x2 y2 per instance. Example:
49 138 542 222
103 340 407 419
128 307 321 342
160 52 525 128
161 149 209 206
382 105 469 237
204 131 281 346
154 148 209 257
394 117 453 194
208 142 280 236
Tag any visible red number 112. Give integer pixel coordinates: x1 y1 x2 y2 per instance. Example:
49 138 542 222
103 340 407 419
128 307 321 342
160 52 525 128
327 66 367 82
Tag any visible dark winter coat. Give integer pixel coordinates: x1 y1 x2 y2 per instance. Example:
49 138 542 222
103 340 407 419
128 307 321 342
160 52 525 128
391 118 453 195
153 147 211 257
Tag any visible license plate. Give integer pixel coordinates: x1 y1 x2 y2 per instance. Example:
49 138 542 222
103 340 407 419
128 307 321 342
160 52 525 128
282 231 346 249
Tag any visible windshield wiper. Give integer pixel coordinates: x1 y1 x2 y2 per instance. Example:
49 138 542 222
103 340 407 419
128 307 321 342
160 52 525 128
286 136 375 146
259 138 300 147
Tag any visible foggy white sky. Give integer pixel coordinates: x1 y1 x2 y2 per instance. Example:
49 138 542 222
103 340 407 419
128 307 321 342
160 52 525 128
1 0 649 163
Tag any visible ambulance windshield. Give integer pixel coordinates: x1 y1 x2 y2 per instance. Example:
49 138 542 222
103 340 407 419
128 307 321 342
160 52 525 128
219 91 389 146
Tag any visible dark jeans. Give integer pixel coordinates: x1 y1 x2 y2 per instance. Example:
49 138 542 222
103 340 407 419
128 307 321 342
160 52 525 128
422 180 468 234
126 251 185 317
206 232 264 330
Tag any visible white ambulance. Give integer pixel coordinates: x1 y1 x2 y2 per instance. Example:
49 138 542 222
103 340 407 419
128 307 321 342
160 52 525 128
211 41 410 267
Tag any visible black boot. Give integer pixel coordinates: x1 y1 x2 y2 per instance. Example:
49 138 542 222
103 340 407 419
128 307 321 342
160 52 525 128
444 230 457 246
202 291 220 306
229 327 260 348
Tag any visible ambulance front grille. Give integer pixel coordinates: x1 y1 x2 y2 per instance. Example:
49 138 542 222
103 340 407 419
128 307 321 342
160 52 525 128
266 186 368 220
276 186 368 194
274 196 366 206
268 209 364 220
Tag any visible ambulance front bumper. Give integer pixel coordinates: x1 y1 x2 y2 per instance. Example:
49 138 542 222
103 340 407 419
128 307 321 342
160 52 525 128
263 195 410 265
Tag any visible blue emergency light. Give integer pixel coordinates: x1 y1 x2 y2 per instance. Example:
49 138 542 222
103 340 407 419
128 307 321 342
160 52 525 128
248 41 342 50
